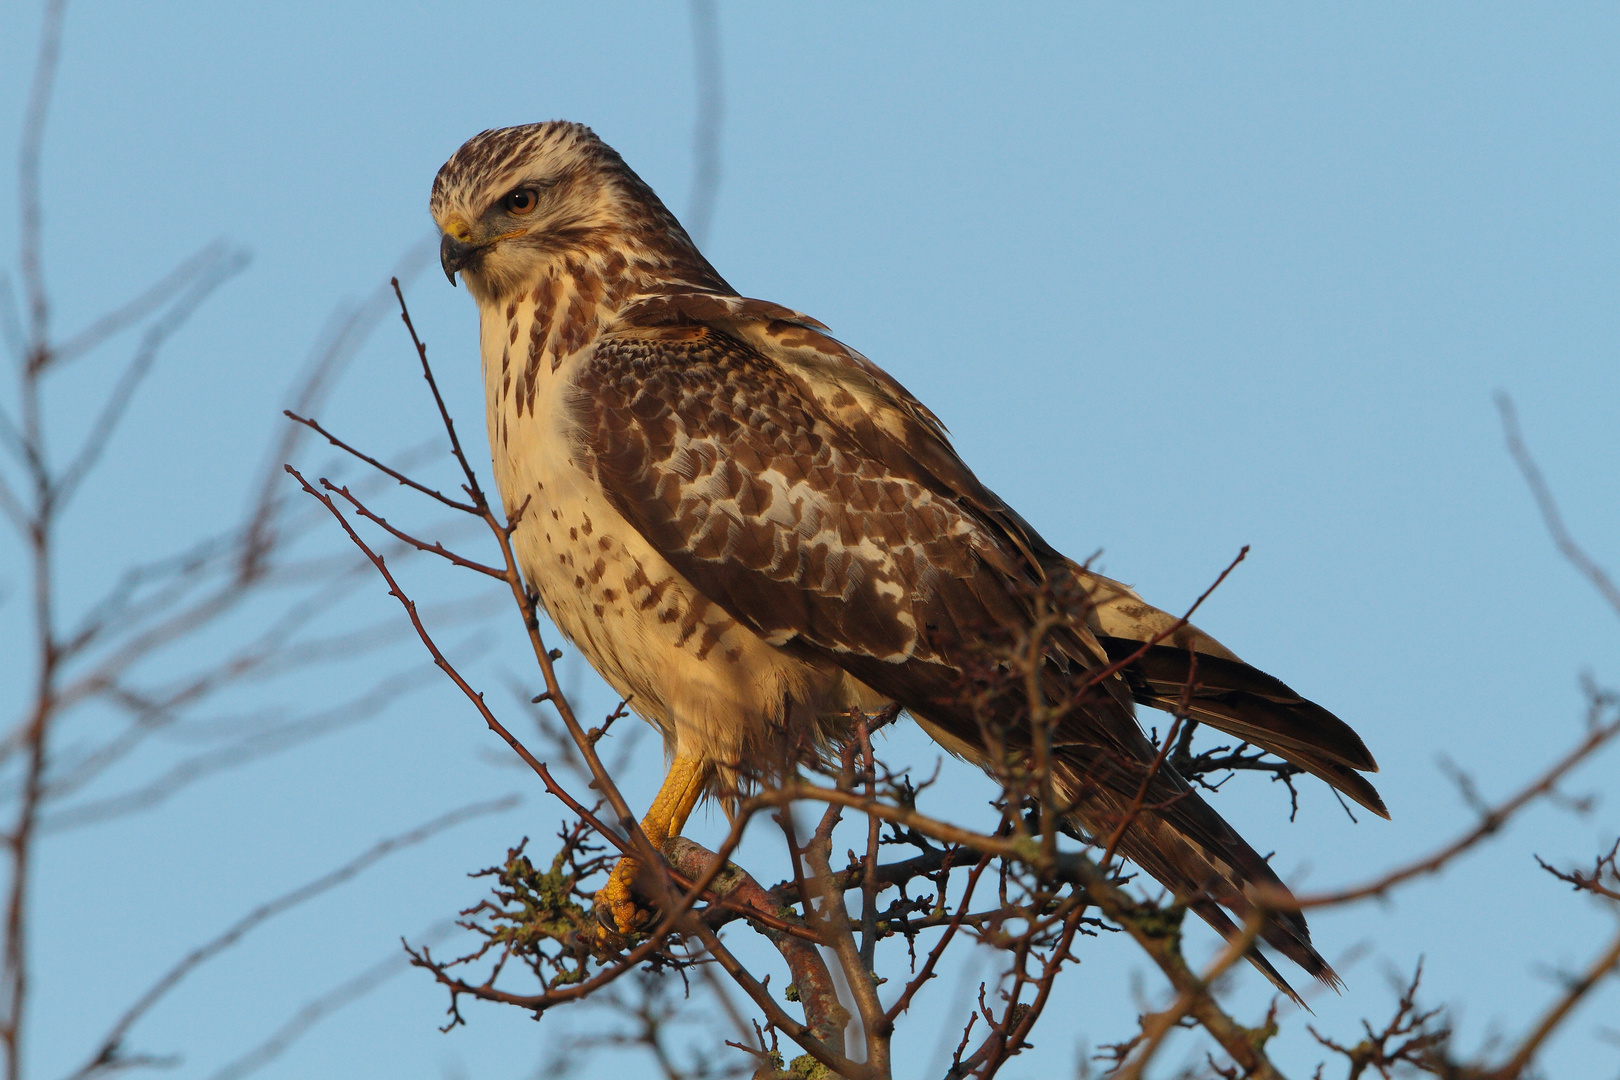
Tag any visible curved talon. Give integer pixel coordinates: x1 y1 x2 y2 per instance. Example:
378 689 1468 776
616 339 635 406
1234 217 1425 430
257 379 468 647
592 855 655 939
591 755 708 941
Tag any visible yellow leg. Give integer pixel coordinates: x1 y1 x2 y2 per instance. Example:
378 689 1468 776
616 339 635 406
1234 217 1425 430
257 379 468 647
595 755 707 935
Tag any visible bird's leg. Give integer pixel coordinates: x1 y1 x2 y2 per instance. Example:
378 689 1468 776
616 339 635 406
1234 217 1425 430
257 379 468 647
595 754 706 936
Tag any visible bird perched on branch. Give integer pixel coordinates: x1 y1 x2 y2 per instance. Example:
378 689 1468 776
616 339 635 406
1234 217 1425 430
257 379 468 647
431 121 1386 1000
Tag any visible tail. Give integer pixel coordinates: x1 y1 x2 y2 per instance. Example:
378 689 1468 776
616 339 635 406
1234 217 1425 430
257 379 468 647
890 561 1382 1000
1074 566 1389 820
1054 750 1340 1004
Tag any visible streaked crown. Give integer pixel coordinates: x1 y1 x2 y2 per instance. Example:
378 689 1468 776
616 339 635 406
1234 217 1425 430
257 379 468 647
431 121 727 304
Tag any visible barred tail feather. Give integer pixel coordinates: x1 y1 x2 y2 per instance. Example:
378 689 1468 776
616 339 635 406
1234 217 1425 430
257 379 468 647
1075 566 1388 819
1054 751 1340 1005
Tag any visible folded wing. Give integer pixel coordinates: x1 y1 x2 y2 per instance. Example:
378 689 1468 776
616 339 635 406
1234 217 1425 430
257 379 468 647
574 296 1386 998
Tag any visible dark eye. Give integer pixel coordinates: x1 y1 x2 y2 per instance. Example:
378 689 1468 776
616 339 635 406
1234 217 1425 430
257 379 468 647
501 188 539 216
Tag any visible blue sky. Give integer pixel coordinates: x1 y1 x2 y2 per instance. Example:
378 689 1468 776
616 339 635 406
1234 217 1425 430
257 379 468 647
1 3 1617 1078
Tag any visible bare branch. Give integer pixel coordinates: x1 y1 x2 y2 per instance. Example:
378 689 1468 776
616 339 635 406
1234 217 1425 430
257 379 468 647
390 278 484 501
284 410 477 514
50 247 250 509
39 663 437 831
382 282 663 900
883 855 990 1025
1310 962 1450 1080
18 0 68 360
49 540 375 721
1113 911 1266 1080
48 240 233 369
663 838 849 1049
0 275 25 365
1497 393 1620 618
244 243 434 562
1100 652 1197 868
1272 707 1620 910
282 464 630 847
685 0 723 248
0 397 24 465
1489 923 1620 1079
199 921 457 1080
66 799 518 1080
0 466 23 535
322 479 504 579
1536 838 1620 903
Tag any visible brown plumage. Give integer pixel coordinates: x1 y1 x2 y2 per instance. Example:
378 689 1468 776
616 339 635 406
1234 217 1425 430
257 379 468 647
430 121 1386 999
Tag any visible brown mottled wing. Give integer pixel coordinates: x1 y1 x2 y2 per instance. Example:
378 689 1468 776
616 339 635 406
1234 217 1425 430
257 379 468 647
569 323 1052 685
616 292 1063 576
569 322 1163 779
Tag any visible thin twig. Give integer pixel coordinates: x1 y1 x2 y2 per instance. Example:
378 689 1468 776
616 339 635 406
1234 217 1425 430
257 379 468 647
1489 923 1620 1079
1079 547 1248 694
1272 711 1620 910
66 798 518 1080
685 0 723 248
1099 649 1198 868
284 411 477 513
1497 393 1620 618
49 240 233 368
884 855 989 1024
1113 910 1266 1080
18 0 67 359
51 249 250 508
40 665 438 832
322 479 504 579
386 282 667 897
201 920 457 1080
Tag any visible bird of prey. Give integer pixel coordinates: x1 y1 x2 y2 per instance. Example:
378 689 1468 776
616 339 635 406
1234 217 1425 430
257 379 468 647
431 121 1386 998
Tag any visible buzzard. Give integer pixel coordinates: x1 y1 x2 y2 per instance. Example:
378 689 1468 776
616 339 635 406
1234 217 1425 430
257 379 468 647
431 121 1385 998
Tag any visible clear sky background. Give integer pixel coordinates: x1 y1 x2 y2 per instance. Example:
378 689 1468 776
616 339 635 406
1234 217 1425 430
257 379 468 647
1 3 1617 1078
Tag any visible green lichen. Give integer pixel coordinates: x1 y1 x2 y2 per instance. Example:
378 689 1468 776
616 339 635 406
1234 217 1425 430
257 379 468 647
787 1053 836 1079
478 842 594 959
1129 901 1186 950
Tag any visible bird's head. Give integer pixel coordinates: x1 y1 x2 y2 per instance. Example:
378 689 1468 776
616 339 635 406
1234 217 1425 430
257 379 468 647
430 121 723 306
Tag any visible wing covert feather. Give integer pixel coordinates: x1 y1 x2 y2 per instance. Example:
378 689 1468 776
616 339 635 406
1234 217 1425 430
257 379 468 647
571 326 1030 675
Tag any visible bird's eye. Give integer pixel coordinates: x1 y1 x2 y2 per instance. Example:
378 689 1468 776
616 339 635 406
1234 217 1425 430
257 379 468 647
502 189 539 216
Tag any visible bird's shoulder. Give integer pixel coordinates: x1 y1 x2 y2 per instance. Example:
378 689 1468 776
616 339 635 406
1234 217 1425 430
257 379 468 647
559 295 1003 662
564 290 1142 734
595 291 1061 566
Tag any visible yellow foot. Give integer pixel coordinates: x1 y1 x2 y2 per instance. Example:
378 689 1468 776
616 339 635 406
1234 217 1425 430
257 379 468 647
592 855 656 939
591 754 708 943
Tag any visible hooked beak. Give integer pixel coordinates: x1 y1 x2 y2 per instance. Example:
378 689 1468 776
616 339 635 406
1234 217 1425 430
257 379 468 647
440 233 481 286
